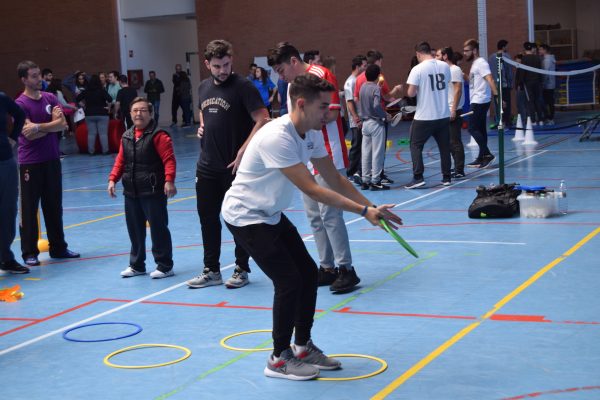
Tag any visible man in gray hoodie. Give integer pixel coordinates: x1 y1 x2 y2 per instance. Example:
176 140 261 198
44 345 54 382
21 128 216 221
539 44 556 125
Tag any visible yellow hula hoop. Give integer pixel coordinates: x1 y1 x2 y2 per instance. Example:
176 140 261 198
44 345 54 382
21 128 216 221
220 329 273 352
316 354 388 381
103 343 191 369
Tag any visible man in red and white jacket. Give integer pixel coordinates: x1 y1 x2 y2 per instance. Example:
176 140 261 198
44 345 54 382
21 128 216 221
108 97 177 279
268 42 359 293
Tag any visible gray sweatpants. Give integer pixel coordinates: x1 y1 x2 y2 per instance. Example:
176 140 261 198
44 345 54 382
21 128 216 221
361 119 386 184
302 168 352 269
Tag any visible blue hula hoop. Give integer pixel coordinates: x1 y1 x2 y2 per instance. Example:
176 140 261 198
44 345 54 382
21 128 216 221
63 322 143 343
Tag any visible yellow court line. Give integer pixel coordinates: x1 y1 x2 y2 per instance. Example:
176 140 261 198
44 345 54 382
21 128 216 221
58 195 196 231
371 226 600 400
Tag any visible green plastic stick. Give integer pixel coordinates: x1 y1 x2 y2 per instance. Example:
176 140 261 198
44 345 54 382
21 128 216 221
380 219 419 258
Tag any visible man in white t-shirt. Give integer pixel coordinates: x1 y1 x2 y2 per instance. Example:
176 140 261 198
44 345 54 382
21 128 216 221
404 42 452 189
436 46 466 178
222 74 402 381
344 54 367 184
463 38 499 169
267 42 359 293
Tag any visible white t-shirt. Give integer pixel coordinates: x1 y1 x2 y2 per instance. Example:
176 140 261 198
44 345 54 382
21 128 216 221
344 74 358 128
406 59 451 121
469 57 492 104
222 114 329 227
449 64 465 110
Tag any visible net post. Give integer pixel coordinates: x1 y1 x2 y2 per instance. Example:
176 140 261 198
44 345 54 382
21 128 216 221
497 52 505 185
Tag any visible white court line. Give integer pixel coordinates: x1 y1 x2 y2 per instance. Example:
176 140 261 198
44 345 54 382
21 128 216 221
0 150 547 357
306 239 526 245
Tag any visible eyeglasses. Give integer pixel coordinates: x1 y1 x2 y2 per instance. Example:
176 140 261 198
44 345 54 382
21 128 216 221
131 109 149 114
463 49 473 53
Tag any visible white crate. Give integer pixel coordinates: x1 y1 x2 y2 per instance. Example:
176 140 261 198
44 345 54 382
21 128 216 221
518 192 559 218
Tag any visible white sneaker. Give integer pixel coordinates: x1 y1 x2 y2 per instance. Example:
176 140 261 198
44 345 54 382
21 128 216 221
390 112 403 127
121 266 146 278
150 269 174 279
186 268 223 288
225 267 249 289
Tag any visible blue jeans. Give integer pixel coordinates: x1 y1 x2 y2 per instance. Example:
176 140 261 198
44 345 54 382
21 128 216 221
151 100 161 123
85 115 109 154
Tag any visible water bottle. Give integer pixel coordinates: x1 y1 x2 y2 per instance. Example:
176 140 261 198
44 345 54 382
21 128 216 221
558 180 568 214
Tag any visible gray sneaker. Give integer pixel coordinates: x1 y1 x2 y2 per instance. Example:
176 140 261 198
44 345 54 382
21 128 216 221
292 340 342 370
186 268 223 288
225 266 249 289
264 348 319 380
120 266 146 278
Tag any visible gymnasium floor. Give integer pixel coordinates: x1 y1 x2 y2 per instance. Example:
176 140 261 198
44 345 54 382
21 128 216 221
1 112 599 399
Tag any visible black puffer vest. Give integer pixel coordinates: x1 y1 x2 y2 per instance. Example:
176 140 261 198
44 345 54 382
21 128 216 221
121 120 168 197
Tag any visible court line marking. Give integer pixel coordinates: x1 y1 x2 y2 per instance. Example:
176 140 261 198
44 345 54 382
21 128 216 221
371 226 600 400
306 239 526 245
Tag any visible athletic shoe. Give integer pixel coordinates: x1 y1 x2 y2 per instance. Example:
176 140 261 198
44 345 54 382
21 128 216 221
121 266 146 277
50 249 80 259
352 173 362 185
225 266 249 289
466 158 483 168
186 268 223 288
390 112 403 127
479 154 496 169
441 178 451 186
380 176 394 185
370 182 390 191
0 260 30 274
360 182 370 190
330 267 360 292
317 266 337 286
181 123 191 128
23 256 40 266
451 172 466 179
150 269 174 279
400 105 416 114
404 179 426 189
264 348 319 380
169 123 177 128
292 340 342 370
545 119 555 126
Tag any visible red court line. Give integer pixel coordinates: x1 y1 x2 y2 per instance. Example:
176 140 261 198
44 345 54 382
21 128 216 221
502 385 600 399
0 317 40 322
362 221 600 230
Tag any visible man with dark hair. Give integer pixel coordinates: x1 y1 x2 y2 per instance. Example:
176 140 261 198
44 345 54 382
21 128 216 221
463 39 498 169
15 60 80 266
144 71 165 123
186 39 269 289
41 68 53 91
268 41 359 292
515 42 545 126
107 70 122 103
171 64 192 128
0 92 28 274
404 42 452 189
488 39 513 128
344 54 367 184
222 73 402 380
539 44 556 125
115 75 139 129
108 97 177 279
302 50 322 65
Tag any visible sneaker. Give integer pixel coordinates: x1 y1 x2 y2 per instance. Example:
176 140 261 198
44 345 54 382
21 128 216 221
466 158 483 168
390 112 403 127
380 176 394 185
150 269 174 279
169 122 177 128
400 105 417 114
370 182 390 191
50 249 80 259
264 348 319 380
352 173 362 185
225 266 250 289
121 266 146 277
0 260 30 274
451 171 466 179
360 182 370 190
441 178 451 186
479 154 496 169
317 266 338 286
330 267 360 292
181 123 191 128
292 340 342 370
186 268 223 288
23 256 40 266
404 178 426 189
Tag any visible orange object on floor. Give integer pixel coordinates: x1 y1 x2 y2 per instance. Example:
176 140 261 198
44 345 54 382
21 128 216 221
0 285 24 302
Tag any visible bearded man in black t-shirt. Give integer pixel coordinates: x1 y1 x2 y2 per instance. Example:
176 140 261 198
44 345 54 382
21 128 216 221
186 39 269 290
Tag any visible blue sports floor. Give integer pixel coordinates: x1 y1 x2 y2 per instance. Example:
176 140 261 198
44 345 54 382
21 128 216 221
1 111 599 399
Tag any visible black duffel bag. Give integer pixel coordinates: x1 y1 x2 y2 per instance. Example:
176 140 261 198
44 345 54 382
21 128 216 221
468 183 522 218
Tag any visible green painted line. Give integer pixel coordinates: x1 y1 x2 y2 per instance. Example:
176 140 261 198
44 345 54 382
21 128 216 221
154 251 437 400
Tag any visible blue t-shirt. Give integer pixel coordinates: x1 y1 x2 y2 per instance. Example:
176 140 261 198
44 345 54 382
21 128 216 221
277 79 288 114
252 78 275 107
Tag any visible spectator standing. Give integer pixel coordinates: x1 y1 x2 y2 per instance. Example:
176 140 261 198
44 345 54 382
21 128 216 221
488 40 513 128
144 70 165 123
344 54 367 184
76 75 113 154
115 75 139 129
251 66 276 116
539 44 556 125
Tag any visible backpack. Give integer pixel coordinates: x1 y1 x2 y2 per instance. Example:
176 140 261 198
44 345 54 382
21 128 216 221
468 183 522 218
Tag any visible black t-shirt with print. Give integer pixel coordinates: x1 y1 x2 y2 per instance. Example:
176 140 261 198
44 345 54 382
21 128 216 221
196 73 264 177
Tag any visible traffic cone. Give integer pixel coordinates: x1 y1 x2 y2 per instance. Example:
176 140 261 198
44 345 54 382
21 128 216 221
523 117 538 145
512 115 525 141
467 135 478 147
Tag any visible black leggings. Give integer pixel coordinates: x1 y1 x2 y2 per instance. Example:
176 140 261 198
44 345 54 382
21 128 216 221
468 102 492 159
226 215 318 357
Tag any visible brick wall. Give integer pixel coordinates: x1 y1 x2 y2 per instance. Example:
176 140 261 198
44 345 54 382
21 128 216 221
0 0 120 98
